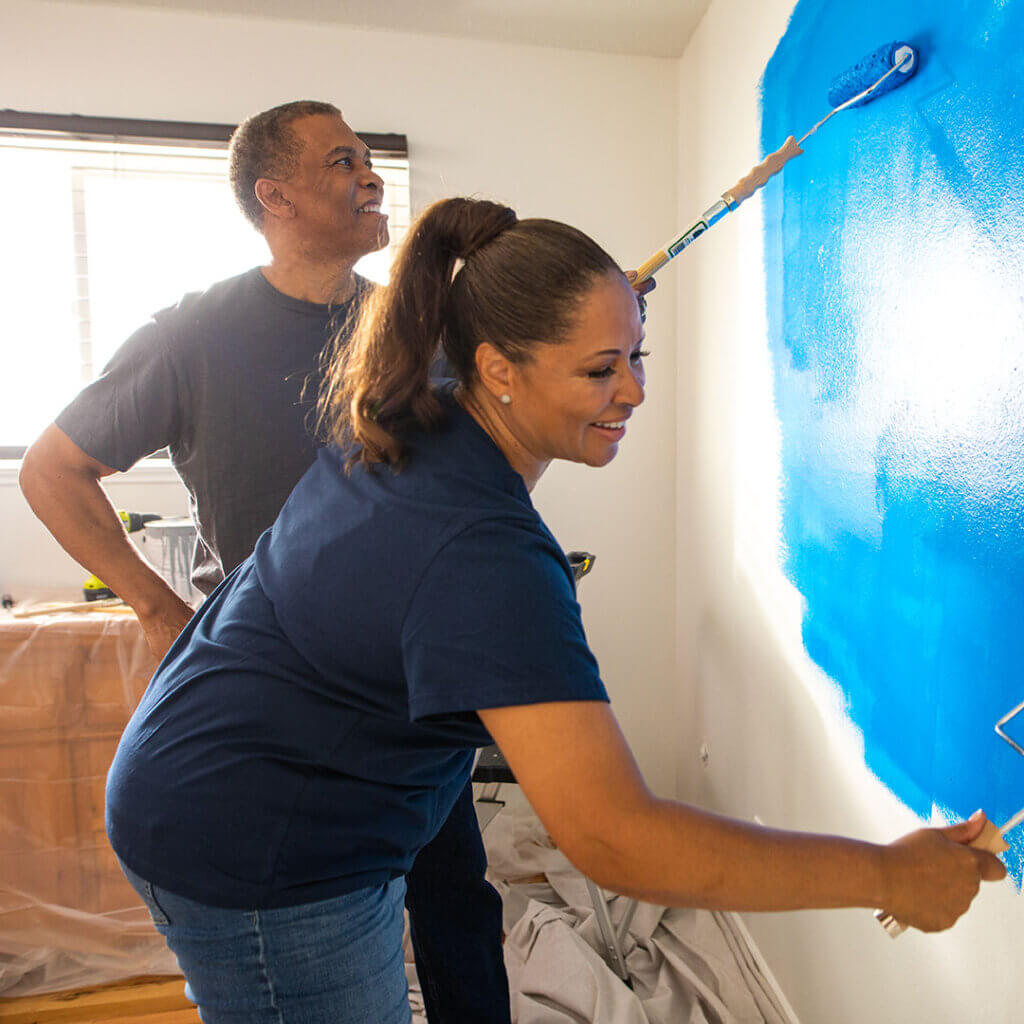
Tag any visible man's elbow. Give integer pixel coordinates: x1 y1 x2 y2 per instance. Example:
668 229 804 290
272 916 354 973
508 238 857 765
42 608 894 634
19 427 92 510
18 438 50 506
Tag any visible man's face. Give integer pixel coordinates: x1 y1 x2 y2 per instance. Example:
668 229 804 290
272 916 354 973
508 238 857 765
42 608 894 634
276 114 389 261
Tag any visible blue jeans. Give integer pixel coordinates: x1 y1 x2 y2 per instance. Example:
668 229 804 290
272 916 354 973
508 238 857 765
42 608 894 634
121 781 510 1024
120 864 410 1024
405 780 511 1023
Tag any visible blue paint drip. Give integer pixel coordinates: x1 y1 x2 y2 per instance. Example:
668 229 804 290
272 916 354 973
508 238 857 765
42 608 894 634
761 0 1024 882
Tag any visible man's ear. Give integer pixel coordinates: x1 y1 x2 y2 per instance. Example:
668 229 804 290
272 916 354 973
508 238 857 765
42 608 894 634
474 342 517 402
254 178 295 221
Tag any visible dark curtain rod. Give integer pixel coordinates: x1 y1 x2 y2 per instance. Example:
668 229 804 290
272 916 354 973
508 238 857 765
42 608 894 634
0 109 408 155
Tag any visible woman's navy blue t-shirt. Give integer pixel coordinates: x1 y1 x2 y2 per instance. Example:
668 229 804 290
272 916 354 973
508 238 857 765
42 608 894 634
106 386 608 909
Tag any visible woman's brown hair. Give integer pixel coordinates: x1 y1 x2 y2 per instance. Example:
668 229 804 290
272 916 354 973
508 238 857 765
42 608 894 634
318 197 620 468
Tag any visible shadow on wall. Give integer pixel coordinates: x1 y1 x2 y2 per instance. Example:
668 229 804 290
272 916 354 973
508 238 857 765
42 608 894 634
760 0 1024 881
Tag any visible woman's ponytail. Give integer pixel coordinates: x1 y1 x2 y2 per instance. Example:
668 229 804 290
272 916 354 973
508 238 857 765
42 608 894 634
318 197 516 467
319 195 620 469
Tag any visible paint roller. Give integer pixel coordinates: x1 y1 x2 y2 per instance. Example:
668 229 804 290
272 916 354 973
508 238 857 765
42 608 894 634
875 700 1024 938
632 41 919 283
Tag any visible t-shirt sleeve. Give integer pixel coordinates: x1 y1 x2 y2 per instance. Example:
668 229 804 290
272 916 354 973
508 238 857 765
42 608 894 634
55 319 181 472
401 518 609 721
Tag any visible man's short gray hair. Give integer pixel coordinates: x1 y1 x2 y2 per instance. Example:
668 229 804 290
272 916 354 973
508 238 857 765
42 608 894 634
228 100 342 231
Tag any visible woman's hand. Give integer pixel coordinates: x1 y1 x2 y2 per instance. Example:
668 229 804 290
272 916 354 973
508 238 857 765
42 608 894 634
624 270 656 322
880 814 1007 932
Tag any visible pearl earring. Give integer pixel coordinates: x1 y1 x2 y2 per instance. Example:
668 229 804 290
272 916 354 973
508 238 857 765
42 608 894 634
500 394 512 405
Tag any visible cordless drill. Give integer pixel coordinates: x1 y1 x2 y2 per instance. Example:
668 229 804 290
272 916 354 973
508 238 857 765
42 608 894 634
82 511 162 601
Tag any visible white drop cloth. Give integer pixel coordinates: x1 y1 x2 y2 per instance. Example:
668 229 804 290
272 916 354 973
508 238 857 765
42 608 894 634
403 810 792 1023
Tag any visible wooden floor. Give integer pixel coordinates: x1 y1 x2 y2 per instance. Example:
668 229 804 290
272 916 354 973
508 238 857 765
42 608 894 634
0 976 200 1024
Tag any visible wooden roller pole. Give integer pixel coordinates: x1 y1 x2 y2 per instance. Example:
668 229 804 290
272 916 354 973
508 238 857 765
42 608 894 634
725 135 804 206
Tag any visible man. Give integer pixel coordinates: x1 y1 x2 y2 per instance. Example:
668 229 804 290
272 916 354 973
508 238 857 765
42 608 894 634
20 100 511 1024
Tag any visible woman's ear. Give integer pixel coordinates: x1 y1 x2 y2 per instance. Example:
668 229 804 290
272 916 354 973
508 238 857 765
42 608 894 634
474 342 516 402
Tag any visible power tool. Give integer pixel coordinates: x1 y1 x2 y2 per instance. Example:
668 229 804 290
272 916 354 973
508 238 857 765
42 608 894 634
82 511 162 601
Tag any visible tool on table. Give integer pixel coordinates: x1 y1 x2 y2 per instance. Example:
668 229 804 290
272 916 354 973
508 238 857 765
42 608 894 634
876 699 1024 938
566 550 595 584
82 510 162 601
633 41 920 284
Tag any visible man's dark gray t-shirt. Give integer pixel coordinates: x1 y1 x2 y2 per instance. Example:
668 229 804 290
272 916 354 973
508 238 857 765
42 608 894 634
57 267 367 595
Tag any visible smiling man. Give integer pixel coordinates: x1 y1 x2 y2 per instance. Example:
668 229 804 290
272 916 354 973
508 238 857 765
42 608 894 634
21 101 385 643
20 100 511 1023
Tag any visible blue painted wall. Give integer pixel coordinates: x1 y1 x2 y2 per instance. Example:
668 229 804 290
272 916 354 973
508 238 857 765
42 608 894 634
761 0 1024 879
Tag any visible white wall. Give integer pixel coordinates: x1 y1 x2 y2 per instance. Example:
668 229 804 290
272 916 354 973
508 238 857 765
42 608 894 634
0 0 679 791
675 1 1023 1021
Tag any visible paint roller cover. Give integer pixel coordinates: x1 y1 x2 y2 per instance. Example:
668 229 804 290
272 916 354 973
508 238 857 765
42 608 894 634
827 41 918 109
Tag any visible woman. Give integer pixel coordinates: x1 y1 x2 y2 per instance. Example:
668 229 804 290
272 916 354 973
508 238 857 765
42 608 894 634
107 198 1004 1023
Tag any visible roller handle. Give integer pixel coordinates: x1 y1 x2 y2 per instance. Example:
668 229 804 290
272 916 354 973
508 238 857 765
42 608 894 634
725 135 804 207
633 249 671 284
631 136 803 286
875 818 1009 938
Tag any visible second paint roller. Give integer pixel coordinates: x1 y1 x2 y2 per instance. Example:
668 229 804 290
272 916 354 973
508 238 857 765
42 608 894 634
876 701 1024 938
633 41 919 283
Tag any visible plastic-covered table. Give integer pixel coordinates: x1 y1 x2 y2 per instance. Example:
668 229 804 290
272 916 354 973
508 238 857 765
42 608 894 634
0 609 175 997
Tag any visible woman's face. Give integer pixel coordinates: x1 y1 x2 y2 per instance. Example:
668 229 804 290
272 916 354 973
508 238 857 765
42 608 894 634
505 270 647 472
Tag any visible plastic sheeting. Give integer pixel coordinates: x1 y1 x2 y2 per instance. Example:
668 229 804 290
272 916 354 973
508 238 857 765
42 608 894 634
0 609 177 997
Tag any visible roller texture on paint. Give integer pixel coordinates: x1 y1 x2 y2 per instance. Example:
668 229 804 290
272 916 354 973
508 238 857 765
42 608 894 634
761 1 1024 884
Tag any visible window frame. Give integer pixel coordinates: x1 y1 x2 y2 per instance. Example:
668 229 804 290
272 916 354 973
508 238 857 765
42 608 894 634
0 108 407 157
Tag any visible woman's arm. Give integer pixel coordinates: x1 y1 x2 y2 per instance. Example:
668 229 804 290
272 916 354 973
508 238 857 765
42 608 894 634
477 701 1005 932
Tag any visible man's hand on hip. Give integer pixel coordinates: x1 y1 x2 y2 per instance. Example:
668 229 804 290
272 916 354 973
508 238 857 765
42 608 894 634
137 593 195 662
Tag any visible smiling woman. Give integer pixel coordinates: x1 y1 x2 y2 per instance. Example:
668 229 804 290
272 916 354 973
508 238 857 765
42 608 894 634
321 196 646 483
100 196 1004 1024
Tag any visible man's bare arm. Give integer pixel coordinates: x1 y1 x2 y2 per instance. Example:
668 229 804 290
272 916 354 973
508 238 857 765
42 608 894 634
19 423 194 658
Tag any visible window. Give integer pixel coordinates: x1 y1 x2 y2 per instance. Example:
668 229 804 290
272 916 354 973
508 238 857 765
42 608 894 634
0 111 409 457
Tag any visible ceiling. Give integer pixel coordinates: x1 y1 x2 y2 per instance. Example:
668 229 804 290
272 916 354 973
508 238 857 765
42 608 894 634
68 0 712 58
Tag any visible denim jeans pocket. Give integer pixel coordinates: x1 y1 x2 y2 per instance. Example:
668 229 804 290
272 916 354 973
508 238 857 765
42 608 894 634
140 880 171 926
117 859 172 926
